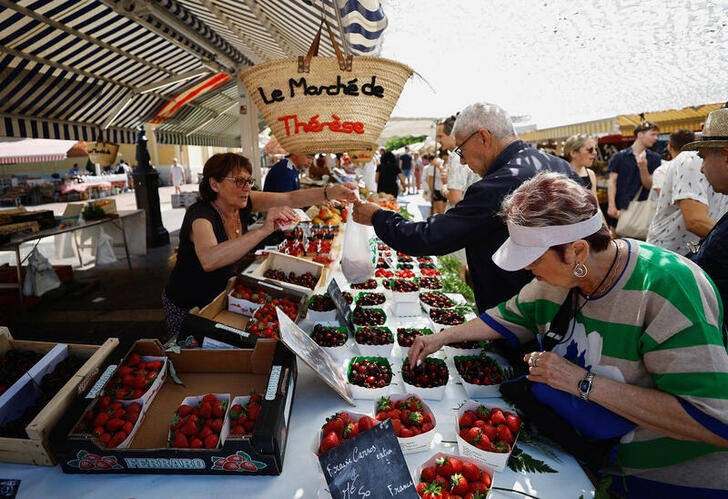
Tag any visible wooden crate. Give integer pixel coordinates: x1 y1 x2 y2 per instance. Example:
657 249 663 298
0 327 119 465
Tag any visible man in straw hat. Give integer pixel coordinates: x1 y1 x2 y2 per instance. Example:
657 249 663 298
353 102 579 313
684 107 728 327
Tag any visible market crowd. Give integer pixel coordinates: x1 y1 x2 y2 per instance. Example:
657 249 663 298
163 100 728 497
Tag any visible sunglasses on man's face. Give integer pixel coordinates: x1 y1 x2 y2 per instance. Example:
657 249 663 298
223 176 255 188
585 147 597 153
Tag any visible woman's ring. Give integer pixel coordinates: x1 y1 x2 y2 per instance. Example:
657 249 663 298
529 356 536 368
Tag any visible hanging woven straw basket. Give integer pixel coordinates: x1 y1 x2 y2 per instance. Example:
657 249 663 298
349 143 378 164
240 21 412 154
87 131 119 167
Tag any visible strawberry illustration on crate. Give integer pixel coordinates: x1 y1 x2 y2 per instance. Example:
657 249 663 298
169 393 230 449
211 450 266 472
67 450 124 471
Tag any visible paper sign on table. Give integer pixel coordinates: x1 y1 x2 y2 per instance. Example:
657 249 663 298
318 419 417 499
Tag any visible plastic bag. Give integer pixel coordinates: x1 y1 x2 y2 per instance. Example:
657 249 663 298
95 227 117 265
340 196 375 284
22 248 61 296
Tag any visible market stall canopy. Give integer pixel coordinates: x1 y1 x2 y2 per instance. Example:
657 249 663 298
0 138 80 164
0 0 388 145
519 103 724 144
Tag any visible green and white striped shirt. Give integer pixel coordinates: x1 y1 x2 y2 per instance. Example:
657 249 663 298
483 239 728 489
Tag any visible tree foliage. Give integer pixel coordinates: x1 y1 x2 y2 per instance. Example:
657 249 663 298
383 135 428 151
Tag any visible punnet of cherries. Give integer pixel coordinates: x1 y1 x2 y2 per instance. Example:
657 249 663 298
353 306 386 326
308 294 335 312
350 279 377 290
420 291 455 308
263 268 318 289
430 308 465 326
310 325 348 347
392 279 419 293
418 277 442 289
355 326 393 346
455 356 506 386
355 292 386 307
348 357 392 389
396 328 433 347
402 358 449 388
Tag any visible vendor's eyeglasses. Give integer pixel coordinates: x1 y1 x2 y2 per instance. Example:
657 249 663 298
453 130 481 159
585 147 597 153
224 176 255 188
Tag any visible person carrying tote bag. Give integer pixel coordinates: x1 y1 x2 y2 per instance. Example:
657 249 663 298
615 186 656 240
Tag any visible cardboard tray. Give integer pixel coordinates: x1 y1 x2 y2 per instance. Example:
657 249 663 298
0 327 118 466
53 339 298 475
251 251 326 295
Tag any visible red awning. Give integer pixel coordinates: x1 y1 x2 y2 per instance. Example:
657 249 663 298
0 138 80 164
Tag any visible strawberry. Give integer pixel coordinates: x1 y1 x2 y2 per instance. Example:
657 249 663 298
210 418 223 433
505 412 522 435
118 366 133 376
189 437 203 449
422 422 434 433
357 416 378 433
178 404 194 417
203 434 219 449
122 421 134 434
405 395 422 411
323 413 346 437
180 420 198 436
416 482 428 496
475 435 494 451
421 483 448 499
247 404 261 420
435 456 454 478
105 418 125 432
126 353 141 367
199 427 213 439
451 473 469 496
108 431 127 448
465 492 489 499
466 427 482 444
249 390 262 404
480 424 497 441
172 433 189 448
319 431 340 454
229 404 244 419
399 427 413 438
94 412 110 428
342 421 359 439
391 418 402 436
420 465 437 483
490 408 506 426
199 402 212 419
377 396 394 412
212 401 225 418
461 462 481 482
496 424 515 444
469 478 491 493
494 441 511 453
408 411 423 426
202 393 218 405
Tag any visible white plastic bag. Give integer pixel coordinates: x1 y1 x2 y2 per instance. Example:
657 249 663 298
23 248 61 296
95 227 117 265
340 196 375 284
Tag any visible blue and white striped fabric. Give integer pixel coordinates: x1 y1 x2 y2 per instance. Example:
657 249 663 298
335 0 388 54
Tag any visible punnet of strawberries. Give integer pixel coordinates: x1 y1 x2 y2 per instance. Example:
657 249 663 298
375 395 434 438
419 268 441 277
395 269 416 279
169 393 228 449
402 357 449 388
318 411 379 454
103 353 163 400
374 268 394 278
458 405 522 454
245 297 298 339
228 390 262 435
230 284 268 303
75 398 142 448
416 455 492 498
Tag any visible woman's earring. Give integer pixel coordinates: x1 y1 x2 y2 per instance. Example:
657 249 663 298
573 262 588 278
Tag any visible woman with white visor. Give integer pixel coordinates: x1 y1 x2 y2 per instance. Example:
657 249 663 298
408 172 728 496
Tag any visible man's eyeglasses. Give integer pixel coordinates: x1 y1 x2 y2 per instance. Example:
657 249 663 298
224 176 255 188
453 130 481 159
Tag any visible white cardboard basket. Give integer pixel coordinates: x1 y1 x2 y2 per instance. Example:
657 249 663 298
455 400 519 472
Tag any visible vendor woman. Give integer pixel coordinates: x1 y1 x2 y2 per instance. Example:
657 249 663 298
163 153 358 340
409 172 728 496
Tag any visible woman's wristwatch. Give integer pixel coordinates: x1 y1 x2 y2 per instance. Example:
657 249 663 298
578 371 595 401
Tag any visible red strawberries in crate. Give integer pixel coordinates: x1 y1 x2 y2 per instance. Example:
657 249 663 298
169 393 229 449
318 411 379 455
75 398 143 449
375 395 434 438
228 390 262 436
415 453 493 498
104 353 165 401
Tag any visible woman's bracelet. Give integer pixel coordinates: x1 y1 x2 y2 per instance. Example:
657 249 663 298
324 185 329 201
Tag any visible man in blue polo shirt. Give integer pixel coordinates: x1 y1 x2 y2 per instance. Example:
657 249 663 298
263 153 313 192
607 121 661 229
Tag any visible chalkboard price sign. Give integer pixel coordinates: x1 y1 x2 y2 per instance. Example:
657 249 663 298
328 278 355 334
318 419 417 499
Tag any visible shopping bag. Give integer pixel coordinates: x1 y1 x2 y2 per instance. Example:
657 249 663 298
340 196 375 283
95 227 117 265
22 248 61 296
616 187 656 240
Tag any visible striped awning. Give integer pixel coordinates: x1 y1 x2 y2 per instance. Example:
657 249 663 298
617 103 723 136
0 138 78 164
0 0 388 146
520 117 619 143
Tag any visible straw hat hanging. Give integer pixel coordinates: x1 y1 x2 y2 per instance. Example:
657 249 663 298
240 20 412 154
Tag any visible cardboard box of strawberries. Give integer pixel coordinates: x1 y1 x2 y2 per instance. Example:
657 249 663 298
51 338 297 475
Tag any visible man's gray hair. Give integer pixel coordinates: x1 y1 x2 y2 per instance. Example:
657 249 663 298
452 102 516 140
